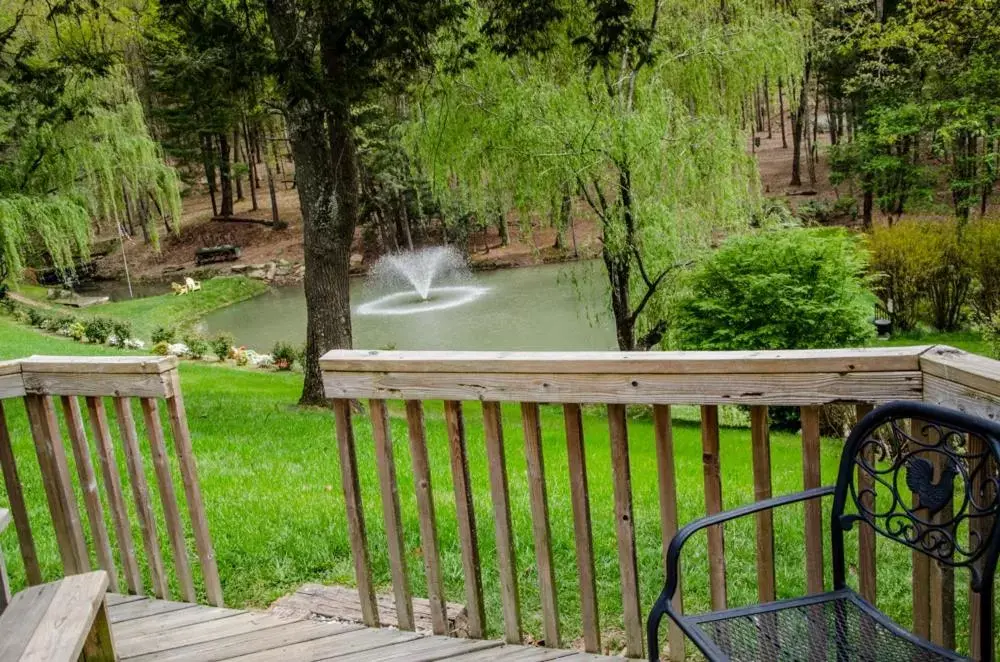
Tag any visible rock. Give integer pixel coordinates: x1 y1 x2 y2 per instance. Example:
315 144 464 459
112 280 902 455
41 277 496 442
277 259 291 267
275 266 292 277
250 263 267 271
248 269 266 279
265 262 277 280
230 264 250 274
162 265 185 274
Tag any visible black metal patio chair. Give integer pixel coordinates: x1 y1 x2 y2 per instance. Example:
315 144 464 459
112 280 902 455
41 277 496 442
647 401 1000 662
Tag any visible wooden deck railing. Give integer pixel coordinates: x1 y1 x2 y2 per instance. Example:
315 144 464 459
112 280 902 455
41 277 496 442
321 346 998 659
0 356 221 607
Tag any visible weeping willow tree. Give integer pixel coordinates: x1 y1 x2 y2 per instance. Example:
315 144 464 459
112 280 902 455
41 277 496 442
0 2 181 288
407 0 807 350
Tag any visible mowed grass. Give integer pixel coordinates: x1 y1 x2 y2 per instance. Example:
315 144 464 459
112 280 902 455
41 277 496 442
0 318 988 656
13 276 268 340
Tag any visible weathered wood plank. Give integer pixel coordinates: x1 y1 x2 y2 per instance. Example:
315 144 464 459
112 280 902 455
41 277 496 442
219 626 421 662
322 370 922 406
910 419 931 640
854 403 877 604
0 508 10 609
652 405 683 662
482 401 521 645
321 347 931 374
140 398 197 603
404 400 448 636
22 372 174 399
0 360 21 377
929 445 955 650
17 571 110 662
0 373 24 399
0 400 42 584
967 434 992 661
81 598 116 662
369 399 414 631
521 402 559 648
750 406 775 603
62 395 118 591
923 373 1000 421
113 612 284 658
608 404 642 659
316 632 503 662
114 396 169 599
920 346 1000 398
25 394 89 575
801 406 824 595
332 399 378 628
20 356 178 374
114 606 245 641
0 581 60 660
443 400 485 639
701 405 727 611
563 404 599 654
110 598 198 624
87 397 143 595
163 373 223 606
106 593 148 607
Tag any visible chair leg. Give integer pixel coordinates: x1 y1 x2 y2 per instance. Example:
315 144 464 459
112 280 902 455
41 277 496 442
81 599 117 662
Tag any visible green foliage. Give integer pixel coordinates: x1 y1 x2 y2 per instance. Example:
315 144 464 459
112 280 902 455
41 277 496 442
867 220 972 332
152 340 171 356
670 228 876 352
152 326 178 344
26 308 49 328
111 320 134 344
67 321 86 342
182 332 207 359
212 333 235 361
83 317 114 344
965 219 1000 324
797 197 859 225
271 342 297 371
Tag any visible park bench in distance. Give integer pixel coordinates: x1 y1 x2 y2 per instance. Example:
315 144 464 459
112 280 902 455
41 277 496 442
195 244 241 266
0 570 116 661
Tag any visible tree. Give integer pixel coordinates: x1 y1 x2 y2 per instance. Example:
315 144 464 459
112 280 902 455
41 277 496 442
0 2 181 287
407 0 805 350
264 0 467 405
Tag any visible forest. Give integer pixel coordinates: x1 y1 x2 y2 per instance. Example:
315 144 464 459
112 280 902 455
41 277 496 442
0 0 999 404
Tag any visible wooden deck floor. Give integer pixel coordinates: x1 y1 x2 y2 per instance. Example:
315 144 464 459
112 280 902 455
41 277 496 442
106 594 621 662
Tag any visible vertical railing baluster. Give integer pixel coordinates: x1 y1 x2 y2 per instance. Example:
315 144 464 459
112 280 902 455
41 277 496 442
164 373 223 606
86 396 142 595
653 405 683 661
443 400 485 639
25 394 89 575
967 433 992 661
563 403 600 654
701 404 727 611
332 398 379 627
855 403 876 604
521 402 559 648
404 400 448 635
114 397 169 599
608 403 643 659
750 406 776 601
61 396 118 591
370 399 414 631
929 444 955 649
801 405 824 595
140 398 197 603
482 401 521 645
0 401 42 585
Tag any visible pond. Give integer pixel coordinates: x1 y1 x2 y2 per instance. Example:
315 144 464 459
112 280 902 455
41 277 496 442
201 260 617 351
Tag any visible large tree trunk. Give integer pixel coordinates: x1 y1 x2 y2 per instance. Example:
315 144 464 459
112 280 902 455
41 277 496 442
233 129 245 202
201 134 218 217
778 77 788 149
790 55 811 186
243 121 260 210
217 133 234 217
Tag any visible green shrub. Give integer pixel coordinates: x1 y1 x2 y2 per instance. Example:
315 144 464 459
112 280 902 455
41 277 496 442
112 320 134 344
867 219 972 331
0 296 16 314
27 308 48 327
671 227 876 351
797 197 858 225
272 342 297 371
152 341 170 356
670 228 875 429
151 326 177 344
68 321 86 342
182 332 207 359
212 333 235 361
83 317 114 344
966 219 1000 324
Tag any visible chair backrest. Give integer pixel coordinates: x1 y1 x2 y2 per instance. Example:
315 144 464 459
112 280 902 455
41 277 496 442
831 401 1000 651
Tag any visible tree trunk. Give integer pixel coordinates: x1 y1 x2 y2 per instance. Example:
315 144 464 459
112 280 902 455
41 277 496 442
790 55 811 186
496 208 510 246
201 134 218 217
764 75 772 139
778 77 788 148
862 183 874 231
217 133 234 217
808 79 819 185
264 145 280 226
397 191 414 250
243 121 260 211
233 129 245 202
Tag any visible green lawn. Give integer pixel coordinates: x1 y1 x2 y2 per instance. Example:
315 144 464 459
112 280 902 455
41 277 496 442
0 316 988 656
12 277 268 340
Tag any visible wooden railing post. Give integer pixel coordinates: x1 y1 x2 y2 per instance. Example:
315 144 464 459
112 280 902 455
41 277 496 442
653 405 683 661
909 419 931 640
855 403 876 604
750 406 776 603
0 401 41 585
609 403 643 658
701 405 727 611
801 406 824 595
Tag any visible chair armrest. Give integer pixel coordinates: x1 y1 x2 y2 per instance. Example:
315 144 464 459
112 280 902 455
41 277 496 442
0 508 10 534
663 485 835 605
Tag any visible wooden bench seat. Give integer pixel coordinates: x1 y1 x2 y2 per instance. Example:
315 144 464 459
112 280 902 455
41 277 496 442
0 571 116 661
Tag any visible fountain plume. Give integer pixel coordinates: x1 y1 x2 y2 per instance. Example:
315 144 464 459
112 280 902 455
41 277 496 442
372 246 467 300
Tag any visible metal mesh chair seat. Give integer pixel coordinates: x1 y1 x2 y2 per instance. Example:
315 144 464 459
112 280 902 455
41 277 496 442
687 591 967 662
